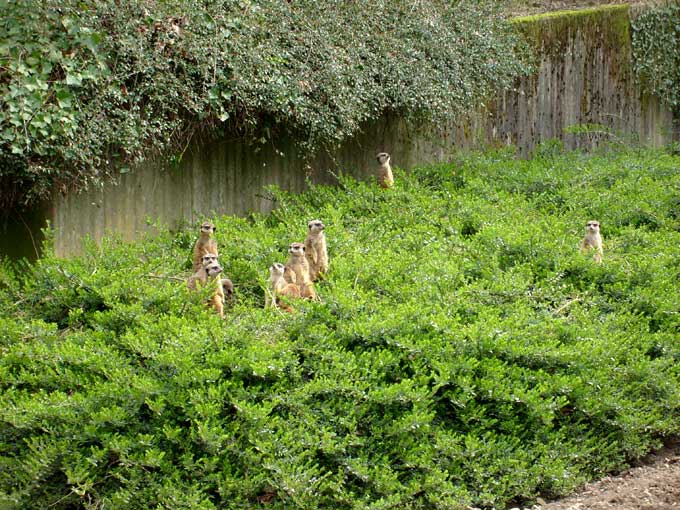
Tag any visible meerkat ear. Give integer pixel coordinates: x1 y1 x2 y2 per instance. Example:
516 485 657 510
213 226 217 232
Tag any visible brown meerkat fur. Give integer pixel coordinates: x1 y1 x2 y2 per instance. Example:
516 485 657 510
205 262 225 318
266 262 301 312
192 221 219 273
304 219 328 281
221 278 234 306
581 220 603 263
187 253 218 290
376 152 394 189
187 254 225 318
283 242 318 301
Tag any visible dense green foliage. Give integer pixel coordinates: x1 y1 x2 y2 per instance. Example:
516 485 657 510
1 147 679 509
632 1 680 116
0 0 529 210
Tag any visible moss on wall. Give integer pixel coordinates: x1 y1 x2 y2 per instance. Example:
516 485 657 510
513 5 631 58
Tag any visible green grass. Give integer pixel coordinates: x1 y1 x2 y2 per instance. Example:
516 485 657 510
1 145 679 509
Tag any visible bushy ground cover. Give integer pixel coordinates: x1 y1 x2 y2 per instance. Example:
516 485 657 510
1 146 679 509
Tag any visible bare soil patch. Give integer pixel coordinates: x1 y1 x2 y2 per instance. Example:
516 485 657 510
518 440 680 510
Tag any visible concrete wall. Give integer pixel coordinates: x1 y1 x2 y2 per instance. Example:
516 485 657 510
48 5 677 257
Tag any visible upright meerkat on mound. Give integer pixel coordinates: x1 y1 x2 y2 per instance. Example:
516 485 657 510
581 220 603 263
266 262 301 311
376 152 394 189
283 242 317 300
304 219 328 281
192 221 218 273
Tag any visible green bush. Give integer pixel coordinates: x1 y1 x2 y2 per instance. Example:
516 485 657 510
0 0 529 210
1 147 679 509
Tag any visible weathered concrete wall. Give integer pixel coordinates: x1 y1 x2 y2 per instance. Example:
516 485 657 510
49 5 676 257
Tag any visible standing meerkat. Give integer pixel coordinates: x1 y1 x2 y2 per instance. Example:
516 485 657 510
283 242 318 301
187 253 218 290
188 255 225 318
192 221 218 273
581 220 603 263
266 262 301 311
376 152 394 189
205 262 225 318
304 219 328 281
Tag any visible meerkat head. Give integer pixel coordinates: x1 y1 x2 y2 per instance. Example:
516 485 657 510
376 152 390 165
200 221 216 234
586 220 600 233
308 219 325 234
288 242 305 257
205 262 223 277
270 262 286 277
201 253 218 267
221 278 234 297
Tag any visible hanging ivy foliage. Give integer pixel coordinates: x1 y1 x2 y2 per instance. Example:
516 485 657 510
0 0 531 211
631 2 680 116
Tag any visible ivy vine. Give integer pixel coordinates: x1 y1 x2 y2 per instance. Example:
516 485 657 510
0 0 530 211
631 1 680 117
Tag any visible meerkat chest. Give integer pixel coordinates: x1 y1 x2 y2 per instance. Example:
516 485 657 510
270 276 285 292
202 239 218 252
308 236 325 252
586 232 602 246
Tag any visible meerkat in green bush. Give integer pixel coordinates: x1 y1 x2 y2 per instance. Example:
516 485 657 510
187 253 218 290
192 221 218 273
188 254 225 318
266 262 301 311
376 152 394 189
304 219 328 281
284 242 317 300
581 220 603 263
221 278 234 305
205 262 225 318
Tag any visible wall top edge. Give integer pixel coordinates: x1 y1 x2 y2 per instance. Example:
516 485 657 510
511 4 631 24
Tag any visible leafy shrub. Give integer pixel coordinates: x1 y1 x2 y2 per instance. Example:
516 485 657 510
0 0 530 210
1 147 679 509
632 1 680 116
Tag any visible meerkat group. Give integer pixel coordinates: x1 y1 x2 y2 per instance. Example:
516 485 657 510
185 154 601 318
268 219 328 311
187 217 329 316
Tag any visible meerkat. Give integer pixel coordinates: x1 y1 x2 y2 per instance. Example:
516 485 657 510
376 152 394 189
187 253 218 290
581 220 603 263
187 255 226 317
204 261 225 318
283 242 310 285
283 242 318 301
266 262 301 311
221 278 234 305
304 219 328 281
192 221 218 273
